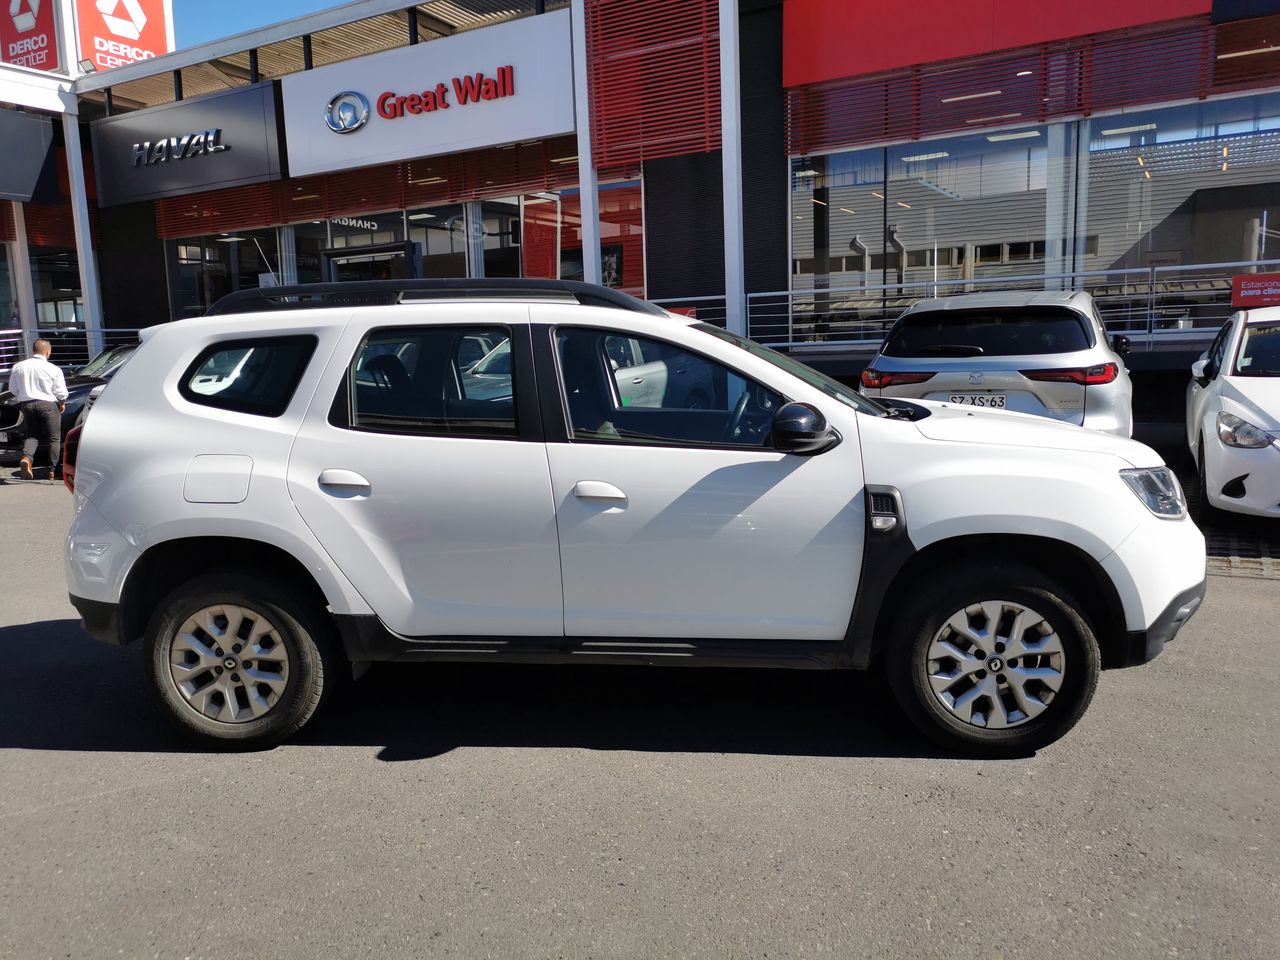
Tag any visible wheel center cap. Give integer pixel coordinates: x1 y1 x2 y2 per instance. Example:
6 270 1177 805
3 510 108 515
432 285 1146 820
223 657 237 670
987 656 1005 672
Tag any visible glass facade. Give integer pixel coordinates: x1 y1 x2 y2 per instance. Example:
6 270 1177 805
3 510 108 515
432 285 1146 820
30 248 83 329
164 180 646 317
791 91 1280 294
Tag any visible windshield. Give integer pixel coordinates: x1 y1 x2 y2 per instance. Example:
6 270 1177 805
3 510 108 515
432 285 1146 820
694 323 884 415
78 345 134 378
472 338 512 376
1235 323 1280 376
882 307 1092 357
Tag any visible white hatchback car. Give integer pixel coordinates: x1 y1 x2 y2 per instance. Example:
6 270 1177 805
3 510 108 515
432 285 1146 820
1187 309 1280 518
66 280 1205 755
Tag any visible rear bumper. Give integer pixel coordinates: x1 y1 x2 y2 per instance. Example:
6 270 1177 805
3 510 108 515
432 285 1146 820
1115 579 1205 668
69 593 127 646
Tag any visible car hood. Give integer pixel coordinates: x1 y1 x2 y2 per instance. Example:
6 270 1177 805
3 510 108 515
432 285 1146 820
0 376 103 406
1221 376 1280 430
909 400 1159 466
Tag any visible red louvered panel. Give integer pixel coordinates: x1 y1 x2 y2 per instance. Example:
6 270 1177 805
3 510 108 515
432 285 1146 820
786 16 1275 156
0 202 14 243
156 183 281 239
23 201 91 248
587 0 721 167
156 141 642 240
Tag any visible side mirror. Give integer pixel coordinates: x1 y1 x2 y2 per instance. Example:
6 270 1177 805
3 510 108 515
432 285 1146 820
1111 334 1131 356
1190 358 1210 385
772 401 840 455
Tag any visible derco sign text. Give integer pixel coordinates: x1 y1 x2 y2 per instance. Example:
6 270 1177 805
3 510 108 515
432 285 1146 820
280 9 573 178
371 65 516 122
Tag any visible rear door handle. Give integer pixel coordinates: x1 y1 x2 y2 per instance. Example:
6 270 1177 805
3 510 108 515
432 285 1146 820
631 377 645 385
572 480 627 502
318 469 371 492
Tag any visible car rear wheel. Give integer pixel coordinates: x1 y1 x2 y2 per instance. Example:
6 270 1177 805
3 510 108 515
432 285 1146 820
145 574 340 749
886 564 1100 756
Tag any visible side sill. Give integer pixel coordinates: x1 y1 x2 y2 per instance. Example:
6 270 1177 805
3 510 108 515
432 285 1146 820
333 616 852 670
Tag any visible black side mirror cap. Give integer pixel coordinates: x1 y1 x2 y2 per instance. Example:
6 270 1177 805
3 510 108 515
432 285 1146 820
1111 334 1131 356
773 401 840 455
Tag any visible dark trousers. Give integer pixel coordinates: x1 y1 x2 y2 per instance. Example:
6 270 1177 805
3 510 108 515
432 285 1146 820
20 400 61 474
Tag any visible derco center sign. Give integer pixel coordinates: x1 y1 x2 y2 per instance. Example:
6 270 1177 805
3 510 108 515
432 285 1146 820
281 10 574 178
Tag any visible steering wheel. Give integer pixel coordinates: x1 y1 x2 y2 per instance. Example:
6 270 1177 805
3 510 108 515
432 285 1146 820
722 388 751 443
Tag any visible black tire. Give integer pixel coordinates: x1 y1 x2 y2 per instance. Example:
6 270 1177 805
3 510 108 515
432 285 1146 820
145 573 342 749
1192 438 1219 528
885 563 1100 757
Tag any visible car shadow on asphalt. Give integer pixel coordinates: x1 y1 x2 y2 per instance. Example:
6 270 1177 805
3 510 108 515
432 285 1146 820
0 619 980 761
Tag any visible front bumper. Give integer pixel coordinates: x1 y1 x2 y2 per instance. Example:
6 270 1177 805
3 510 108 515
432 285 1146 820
1206 438 1280 518
69 593 127 646
1116 579 1206 668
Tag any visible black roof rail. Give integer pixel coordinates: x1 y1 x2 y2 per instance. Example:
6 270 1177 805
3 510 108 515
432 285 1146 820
204 278 669 318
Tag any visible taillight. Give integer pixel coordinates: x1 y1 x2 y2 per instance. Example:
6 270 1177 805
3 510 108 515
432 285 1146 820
63 424 82 494
860 368 936 389
1021 362 1118 386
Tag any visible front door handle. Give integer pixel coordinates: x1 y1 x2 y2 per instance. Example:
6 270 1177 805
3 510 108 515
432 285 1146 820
631 377 645 385
318 469 371 492
573 480 627 502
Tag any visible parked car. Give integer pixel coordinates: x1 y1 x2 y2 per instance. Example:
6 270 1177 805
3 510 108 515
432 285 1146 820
0 343 136 463
65 279 1204 755
1186 309 1280 519
859 291 1134 437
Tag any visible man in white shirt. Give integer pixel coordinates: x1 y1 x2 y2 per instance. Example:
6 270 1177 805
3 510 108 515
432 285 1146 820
9 339 68 481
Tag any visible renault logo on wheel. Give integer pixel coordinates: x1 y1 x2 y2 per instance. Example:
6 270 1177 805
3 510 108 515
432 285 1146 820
326 92 370 134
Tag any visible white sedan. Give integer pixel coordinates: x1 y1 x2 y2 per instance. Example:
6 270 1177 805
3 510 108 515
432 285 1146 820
1187 309 1280 518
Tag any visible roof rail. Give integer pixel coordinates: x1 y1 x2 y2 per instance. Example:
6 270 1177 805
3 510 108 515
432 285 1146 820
205 278 669 317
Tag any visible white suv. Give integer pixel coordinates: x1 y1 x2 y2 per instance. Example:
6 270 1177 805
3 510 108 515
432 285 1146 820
65 280 1206 755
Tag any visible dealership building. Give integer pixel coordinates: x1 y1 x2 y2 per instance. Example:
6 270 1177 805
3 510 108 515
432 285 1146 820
5 0 1280 375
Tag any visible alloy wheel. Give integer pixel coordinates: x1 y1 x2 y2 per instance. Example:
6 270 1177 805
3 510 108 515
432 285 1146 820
925 600 1066 729
168 603 291 723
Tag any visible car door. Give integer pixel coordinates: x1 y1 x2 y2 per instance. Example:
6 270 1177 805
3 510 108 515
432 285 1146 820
1188 317 1235 454
286 306 562 637
540 320 865 642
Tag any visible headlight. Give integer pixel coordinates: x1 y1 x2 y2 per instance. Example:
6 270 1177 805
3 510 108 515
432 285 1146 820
1216 411 1275 449
1120 466 1186 519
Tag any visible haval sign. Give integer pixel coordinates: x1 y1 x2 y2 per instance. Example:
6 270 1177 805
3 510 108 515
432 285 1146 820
281 10 573 177
76 0 174 71
0 0 59 71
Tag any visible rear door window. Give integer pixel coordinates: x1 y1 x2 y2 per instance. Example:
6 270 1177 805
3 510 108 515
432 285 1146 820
337 326 517 438
882 307 1093 357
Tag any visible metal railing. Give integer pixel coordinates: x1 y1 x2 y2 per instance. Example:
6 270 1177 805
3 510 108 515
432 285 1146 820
745 259 1280 350
1 328 145 386
650 295 728 328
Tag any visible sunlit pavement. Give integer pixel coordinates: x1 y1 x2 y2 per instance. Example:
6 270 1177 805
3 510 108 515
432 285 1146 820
0 483 1275 959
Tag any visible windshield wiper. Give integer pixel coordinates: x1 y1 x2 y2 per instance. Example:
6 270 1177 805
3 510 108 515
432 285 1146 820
915 344 985 357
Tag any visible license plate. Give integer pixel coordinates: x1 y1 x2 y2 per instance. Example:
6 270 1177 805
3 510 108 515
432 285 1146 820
948 393 1007 408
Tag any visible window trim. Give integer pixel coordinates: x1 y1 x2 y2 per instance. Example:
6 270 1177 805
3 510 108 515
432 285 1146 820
330 322 542 442
178 334 318 419
544 324 788 452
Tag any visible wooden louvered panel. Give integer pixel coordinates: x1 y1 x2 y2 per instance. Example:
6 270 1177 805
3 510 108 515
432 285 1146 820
586 0 720 167
23 201 93 248
0 203 14 243
787 15 1280 156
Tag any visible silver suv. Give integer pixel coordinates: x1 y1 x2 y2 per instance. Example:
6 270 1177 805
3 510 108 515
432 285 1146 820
859 291 1134 437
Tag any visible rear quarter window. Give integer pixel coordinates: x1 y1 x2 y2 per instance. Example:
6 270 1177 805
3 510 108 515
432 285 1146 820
882 307 1093 357
179 335 317 418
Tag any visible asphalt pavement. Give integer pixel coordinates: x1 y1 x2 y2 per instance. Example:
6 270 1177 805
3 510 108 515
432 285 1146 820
0 482 1276 959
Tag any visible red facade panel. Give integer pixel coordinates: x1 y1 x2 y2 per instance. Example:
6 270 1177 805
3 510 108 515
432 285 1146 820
787 16 1280 156
586 0 721 168
783 0 1212 88
154 137 639 240
0 202 14 243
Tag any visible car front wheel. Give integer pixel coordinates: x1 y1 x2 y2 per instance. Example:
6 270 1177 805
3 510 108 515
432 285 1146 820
886 564 1100 756
145 574 340 749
